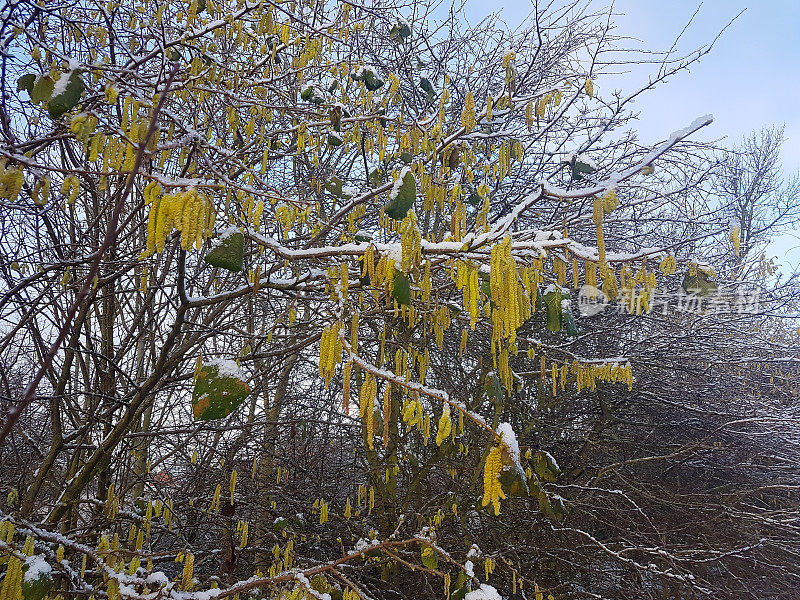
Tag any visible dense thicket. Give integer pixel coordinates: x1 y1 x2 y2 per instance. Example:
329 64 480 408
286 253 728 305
1 1 798 599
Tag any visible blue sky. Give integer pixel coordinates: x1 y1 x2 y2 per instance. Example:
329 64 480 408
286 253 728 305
463 0 800 268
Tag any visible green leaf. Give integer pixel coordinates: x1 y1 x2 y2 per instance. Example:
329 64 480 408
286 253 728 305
451 587 468 600
484 373 503 402
309 575 329 594
421 547 438 570
385 170 416 219
570 158 596 181
537 488 565 521
682 268 717 296
30 76 54 104
528 472 543 498
17 74 35 93
391 270 411 305
445 146 460 169
389 18 411 41
363 70 385 91
273 516 289 532
351 66 384 91
324 176 345 197
550 494 567 521
532 450 560 482
537 488 555 518
399 151 413 164
21 567 53 600
329 105 342 131
498 464 529 497
327 132 343 147
452 572 470 600
543 288 563 332
328 587 344 600
47 71 85 118
300 83 326 105
480 280 492 301
561 300 579 337
368 167 385 187
535 286 545 312
192 362 251 421
204 231 245 272
419 77 435 102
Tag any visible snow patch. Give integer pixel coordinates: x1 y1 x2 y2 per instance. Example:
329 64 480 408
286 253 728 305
145 571 169 586
384 243 403 267
543 283 566 295
215 226 239 243
205 358 244 380
465 584 502 600
353 537 380 552
51 71 72 97
496 422 520 465
567 152 596 170
24 555 51 581
388 166 412 202
464 560 474 578
193 588 222 600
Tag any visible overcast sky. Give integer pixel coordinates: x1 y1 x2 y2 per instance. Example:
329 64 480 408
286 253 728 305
463 0 800 267
464 0 799 163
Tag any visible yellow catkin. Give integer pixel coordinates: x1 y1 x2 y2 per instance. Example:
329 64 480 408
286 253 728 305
596 225 606 268
240 521 248 548
572 257 580 288
360 375 377 449
535 96 546 118
211 484 221 512
383 385 391 443
586 261 598 287
525 100 534 130
481 446 506 516
0 551 24 600
319 500 328 524
592 196 603 225
659 255 676 275
602 189 618 212
730 226 740 256
144 188 211 256
435 406 452 446
0 164 24 200
461 91 476 133
319 322 342 388
340 261 349 298
182 552 194 589
489 236 523 344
